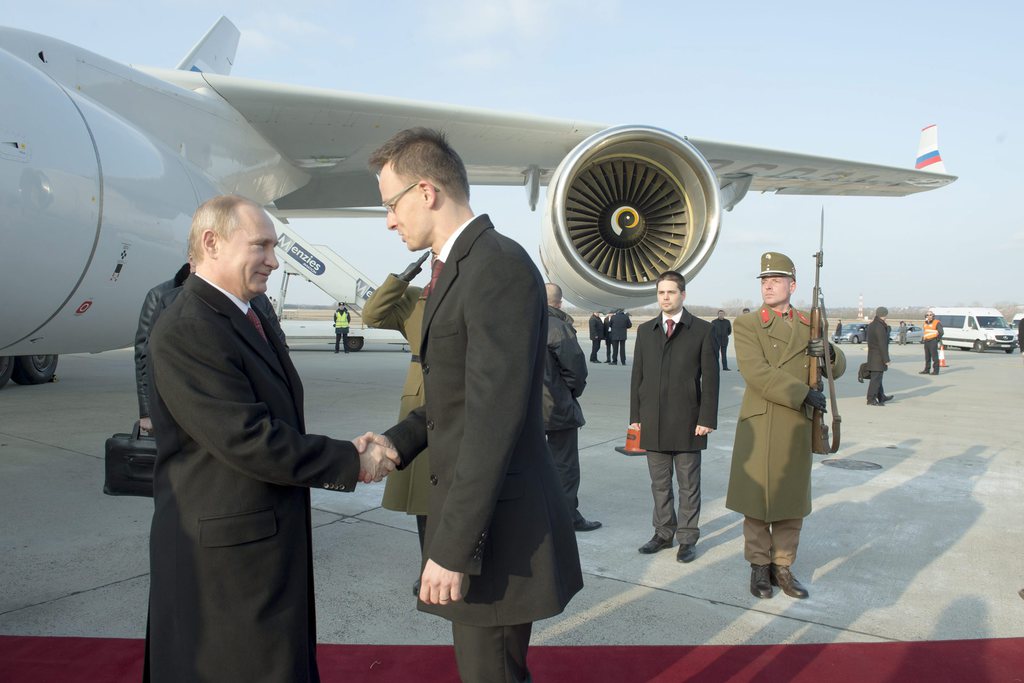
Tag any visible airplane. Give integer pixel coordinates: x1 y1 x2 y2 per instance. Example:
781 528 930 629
0 17 956 389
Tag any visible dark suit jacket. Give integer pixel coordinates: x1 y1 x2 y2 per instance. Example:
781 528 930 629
609 311 632 341
866 317 891 371
384 215 583 628
588 314 604 341
629 309 720 452
146 276 360 683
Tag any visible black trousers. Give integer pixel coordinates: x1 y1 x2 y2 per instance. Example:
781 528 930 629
335 328 349 353
452 621 533 683
924 339 940 372
611 339 626 364
717 340 729 369
546 428 583 524
604 339 612 362
590 339 602 361
867 370 886 402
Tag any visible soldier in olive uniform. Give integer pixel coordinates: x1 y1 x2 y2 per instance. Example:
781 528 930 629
726 252 846 600
361 254 432 590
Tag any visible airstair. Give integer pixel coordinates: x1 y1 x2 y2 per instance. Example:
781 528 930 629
271 218 406 352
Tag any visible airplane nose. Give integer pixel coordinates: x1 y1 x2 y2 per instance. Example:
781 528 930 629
0 46 100 350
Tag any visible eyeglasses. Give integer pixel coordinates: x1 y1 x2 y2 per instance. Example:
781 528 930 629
382 181 420 214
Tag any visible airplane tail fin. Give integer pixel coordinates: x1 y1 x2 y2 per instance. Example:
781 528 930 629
915 124 947 174
176 16 240 75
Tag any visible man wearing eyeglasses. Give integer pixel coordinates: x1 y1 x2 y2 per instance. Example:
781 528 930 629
366 128 582 683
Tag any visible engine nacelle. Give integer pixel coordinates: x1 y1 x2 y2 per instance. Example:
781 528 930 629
540 125 721 310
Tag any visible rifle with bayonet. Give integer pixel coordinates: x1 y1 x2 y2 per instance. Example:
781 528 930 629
808 209 841 454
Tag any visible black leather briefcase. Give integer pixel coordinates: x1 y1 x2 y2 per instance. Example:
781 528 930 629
103 422 156 497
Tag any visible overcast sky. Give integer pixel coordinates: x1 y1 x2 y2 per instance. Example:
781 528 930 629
7 1 1021 310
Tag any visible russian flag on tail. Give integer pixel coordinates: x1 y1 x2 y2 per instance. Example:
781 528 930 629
916 124 947 173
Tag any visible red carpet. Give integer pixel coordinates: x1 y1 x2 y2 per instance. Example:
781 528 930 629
1 636 1021 682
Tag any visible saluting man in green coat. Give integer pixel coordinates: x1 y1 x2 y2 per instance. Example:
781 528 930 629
361 254 432 592
726 252 845 600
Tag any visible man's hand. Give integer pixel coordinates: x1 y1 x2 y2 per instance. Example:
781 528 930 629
397 252 430 282
418 558 466 606
695 425 714 436
352 432 400 483
139 417 154 434
804 389 827 412
806 338 825 358
629 422 640 430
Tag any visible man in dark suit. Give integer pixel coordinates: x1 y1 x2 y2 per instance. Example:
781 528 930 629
865 306 892 405
588 311 605 363
146 195 397 683
711 309 732 371
629 271 719 563
609 309 632 365
368 128 583 683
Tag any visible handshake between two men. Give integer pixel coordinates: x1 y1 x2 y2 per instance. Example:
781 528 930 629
351 432 401 484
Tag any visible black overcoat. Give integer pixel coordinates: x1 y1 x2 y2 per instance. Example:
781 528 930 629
629 309 720 451
146 276 361 683
384 216 583 627
866 317 890 371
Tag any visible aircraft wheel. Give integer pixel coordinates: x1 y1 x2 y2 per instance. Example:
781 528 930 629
0 356 13 389
11 354 59 385
346 337 364 352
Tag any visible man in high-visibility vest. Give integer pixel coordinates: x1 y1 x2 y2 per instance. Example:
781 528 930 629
334 303 351 354
920 310 944 375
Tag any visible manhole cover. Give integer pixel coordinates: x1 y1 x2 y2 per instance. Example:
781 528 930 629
822 459 882 470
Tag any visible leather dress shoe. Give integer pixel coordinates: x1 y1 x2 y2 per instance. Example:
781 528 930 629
574 518 602 532
918 370 931 374
932 370 940 375
638 535 672 554
676 543 696 563
881 394 894 402
866 400 884 406
770 564 809 599
750 564 773 599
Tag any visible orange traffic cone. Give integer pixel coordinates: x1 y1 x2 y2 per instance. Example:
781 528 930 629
938 344 948 368
614 424 647 456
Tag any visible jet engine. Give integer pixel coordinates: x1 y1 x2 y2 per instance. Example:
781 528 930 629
540 125 721 310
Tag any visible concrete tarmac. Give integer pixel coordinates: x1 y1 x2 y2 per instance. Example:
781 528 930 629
1 339 1022 649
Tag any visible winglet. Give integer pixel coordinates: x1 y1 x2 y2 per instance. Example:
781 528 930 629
915 124 947 174
176 16 240 75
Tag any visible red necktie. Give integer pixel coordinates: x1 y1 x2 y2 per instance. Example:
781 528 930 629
665 319 675 338
421 259 445 299
246 308 268 343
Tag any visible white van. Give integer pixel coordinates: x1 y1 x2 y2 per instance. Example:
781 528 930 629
931 307 1018 353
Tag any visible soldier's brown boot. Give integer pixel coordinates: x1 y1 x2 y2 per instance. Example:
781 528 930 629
770 564 809 599
750 564 773 599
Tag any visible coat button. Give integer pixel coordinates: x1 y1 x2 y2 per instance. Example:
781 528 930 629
429 474 438 485
422 364 429 374
426 419 435 430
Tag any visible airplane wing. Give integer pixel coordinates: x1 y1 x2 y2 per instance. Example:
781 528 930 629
144 67 956 211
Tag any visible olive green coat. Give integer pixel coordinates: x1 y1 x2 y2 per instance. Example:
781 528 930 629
361 274 430 515
726 306 846 522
